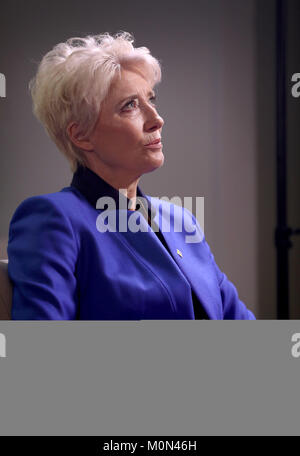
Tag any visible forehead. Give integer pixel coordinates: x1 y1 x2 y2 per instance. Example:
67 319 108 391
107 68 153 103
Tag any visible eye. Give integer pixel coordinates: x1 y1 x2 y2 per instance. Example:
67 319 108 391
122 99 138 111
121 95 157 112
149 95 157 106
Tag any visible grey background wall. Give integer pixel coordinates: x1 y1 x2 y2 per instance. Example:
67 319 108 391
0 0 299 318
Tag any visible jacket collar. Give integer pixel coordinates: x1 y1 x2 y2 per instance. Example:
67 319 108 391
70 165 151 214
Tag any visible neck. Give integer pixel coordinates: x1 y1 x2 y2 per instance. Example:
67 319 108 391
119 183 138 210
85 162 140 210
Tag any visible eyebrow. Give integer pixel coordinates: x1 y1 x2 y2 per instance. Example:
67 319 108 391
118 90 156 107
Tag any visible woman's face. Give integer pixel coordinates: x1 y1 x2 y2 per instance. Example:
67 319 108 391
87 68 164 183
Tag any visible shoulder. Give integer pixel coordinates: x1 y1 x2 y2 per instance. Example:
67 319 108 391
146 194 204 244
8 187 89 251
146 194 197 217
10 186 88 226
8 187 84 264
12 186 84 214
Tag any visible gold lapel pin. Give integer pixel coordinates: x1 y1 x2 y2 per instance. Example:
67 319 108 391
176 249 183 258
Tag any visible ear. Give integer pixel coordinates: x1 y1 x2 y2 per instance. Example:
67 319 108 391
66 122 94 152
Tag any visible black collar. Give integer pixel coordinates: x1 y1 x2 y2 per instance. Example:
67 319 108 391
70 165 150 213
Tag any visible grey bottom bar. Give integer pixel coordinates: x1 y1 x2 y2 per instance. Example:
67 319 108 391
0 321 299 436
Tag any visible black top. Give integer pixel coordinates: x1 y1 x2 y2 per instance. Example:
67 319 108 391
71 165 208 319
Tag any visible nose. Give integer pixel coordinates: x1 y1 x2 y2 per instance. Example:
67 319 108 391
143 104 164 132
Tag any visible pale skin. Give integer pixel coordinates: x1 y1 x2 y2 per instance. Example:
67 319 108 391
67 67 164 209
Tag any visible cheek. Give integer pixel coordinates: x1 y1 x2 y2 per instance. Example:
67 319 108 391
113 123 142 146
96 115 143 151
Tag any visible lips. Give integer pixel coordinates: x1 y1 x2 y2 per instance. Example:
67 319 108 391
144 138 161 146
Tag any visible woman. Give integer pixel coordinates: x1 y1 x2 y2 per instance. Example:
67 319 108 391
7 32 255 320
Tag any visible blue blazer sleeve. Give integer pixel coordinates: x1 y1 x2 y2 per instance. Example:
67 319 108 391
8 196 79 320
206 239 255 320
188 211 256 320
213 258 255 320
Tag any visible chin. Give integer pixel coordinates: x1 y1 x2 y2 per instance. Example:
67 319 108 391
144 152 164 174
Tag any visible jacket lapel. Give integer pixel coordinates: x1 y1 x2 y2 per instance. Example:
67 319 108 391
147 197 223 320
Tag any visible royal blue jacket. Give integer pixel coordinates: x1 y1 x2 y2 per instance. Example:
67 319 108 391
8 166 255 320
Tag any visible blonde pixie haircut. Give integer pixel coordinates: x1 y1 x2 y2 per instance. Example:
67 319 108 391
29 32 162 171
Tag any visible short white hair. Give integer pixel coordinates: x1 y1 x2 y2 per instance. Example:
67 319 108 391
29 31 162 171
